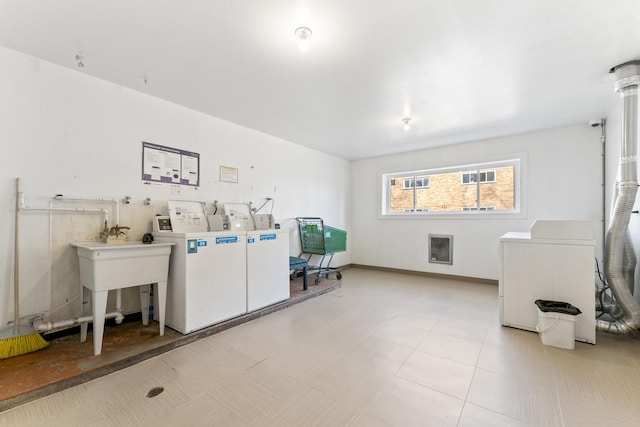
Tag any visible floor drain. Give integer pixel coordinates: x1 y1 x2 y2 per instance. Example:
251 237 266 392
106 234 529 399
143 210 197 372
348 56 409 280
146 386 164 398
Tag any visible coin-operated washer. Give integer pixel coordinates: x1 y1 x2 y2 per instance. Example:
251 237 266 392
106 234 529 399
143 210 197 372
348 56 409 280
224 203 290 312
152 201 247 334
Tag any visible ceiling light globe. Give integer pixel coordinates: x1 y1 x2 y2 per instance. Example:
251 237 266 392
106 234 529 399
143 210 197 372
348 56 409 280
295 27 312 53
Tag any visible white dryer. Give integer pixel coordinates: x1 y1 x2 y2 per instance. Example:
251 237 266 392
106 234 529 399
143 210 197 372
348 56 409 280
246 229 290 312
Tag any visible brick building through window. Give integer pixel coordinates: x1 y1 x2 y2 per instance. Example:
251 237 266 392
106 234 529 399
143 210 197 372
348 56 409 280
387 164 516 213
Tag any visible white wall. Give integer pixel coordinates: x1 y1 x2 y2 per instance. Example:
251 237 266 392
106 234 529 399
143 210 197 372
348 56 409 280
351 125 604 280
0 46 351 328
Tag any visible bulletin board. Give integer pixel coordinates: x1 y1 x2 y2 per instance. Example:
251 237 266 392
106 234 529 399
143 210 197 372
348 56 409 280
141 141 200 187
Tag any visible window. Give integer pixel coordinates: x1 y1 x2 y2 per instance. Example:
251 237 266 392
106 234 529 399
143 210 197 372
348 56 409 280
403 208 430 213
382 159 519 216
462 206 496 211
403 176 429 189
462 170 495 184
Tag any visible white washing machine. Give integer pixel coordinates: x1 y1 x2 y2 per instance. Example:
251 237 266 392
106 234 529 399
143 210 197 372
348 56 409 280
154 231 247 333
152 201 247 334
246 229 290 312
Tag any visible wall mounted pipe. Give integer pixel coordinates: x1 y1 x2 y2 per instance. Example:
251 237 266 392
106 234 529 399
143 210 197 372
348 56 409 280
601 119 607 256
16 185 130 333
53 196 121 225
18 192 109 223
598 60 640 335
33 310 124 332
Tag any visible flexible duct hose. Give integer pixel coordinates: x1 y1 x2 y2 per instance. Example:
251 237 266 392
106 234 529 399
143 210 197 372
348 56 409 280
623 231 636 293
603 183 640 334
599 62 640 336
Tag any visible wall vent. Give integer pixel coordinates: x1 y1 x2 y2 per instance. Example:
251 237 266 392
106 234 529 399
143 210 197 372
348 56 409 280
429 234 453 264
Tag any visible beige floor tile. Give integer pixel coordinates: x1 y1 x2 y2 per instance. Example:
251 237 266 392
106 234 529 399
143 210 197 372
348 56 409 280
354 299 401 321
329 309 384 337
260 385 361 427
557 392 640 427
369 318 429 349
389 310 440 331
4 407 108 427
476 343 555 384
458 402 532 427
162 338 263 381
361 376 464 427
206 362 302 424
258 340 341 381
552 353 640 411
467 368 563 426
0 390 105 427
417 331 483 366
150 392 246 427
1 383 91 427
346 412 392 427
431 316 490 343
300 324 367 355
305 358 394 407
89 366 207 425
483 324 547 357
396 350 476 399
341 335 414 374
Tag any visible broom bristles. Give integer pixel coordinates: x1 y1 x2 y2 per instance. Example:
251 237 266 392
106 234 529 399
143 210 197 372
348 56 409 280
0 332 49 360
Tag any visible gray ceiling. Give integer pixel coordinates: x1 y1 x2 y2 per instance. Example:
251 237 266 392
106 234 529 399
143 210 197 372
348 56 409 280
1 1 639 160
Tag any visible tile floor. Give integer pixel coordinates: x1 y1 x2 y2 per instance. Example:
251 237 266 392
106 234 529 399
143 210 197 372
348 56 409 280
2 268 640 426
0 274 337 409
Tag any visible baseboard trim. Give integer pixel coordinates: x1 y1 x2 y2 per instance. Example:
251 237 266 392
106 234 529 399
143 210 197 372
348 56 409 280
346 263 498 286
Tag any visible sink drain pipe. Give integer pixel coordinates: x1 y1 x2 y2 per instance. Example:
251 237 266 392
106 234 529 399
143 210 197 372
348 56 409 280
33 310 124 332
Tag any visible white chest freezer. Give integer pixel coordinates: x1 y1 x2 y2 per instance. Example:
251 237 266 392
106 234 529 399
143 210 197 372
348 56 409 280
246 229 290 312
499 221 596 344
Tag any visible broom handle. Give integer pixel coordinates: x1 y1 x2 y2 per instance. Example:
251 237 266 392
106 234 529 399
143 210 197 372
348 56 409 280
14 178 20 334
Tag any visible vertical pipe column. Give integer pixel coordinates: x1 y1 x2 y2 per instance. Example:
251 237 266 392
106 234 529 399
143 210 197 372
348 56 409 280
599 61 640 334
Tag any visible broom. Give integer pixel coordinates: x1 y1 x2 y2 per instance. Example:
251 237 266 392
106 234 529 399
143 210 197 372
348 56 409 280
0 178 48 359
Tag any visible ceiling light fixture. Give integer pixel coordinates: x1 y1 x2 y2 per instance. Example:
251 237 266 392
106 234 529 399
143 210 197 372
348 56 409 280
75 53 85 68
295 27 312 52
402 117 412 131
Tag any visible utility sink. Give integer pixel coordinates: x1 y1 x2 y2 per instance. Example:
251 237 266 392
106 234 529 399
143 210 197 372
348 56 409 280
70 241 174 355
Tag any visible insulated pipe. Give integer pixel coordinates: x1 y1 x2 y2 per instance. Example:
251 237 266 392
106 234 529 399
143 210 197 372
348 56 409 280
599 60 640 335
32 310 125 332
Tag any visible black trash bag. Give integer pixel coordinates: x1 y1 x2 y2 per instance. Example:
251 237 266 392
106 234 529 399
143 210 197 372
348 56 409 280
534 299 581 316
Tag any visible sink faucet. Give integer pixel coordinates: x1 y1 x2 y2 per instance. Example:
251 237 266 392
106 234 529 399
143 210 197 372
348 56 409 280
109 225 130 236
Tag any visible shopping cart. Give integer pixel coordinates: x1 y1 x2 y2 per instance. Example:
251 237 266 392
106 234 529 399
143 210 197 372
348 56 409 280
296 217 347 284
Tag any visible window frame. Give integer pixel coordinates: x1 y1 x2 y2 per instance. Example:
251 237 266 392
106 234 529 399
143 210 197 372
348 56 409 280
461 206 496 211
402 176 430 189
461 170 496 185
380 157 523 219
